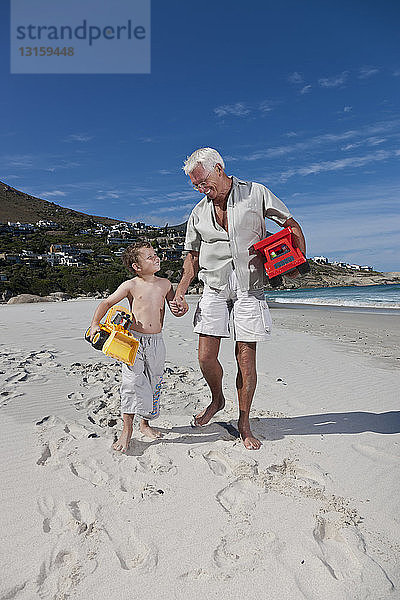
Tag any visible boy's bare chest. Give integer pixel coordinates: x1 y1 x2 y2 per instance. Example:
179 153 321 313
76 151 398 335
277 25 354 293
134 282 165 305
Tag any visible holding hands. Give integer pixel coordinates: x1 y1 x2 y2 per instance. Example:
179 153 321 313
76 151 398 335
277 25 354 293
170 293 189 316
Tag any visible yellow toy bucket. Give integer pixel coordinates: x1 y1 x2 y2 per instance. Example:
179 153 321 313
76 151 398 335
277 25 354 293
85 305 140 366
102 330 139 366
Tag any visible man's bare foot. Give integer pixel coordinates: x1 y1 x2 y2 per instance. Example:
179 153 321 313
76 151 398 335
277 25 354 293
192 395 225 427
112 426 132 452
238 419 261 450
140 419 163 439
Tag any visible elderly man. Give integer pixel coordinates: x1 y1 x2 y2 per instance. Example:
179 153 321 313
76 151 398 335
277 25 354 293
171 147 306 450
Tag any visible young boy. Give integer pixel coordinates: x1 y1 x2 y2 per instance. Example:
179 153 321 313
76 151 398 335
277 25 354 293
89 240 187 452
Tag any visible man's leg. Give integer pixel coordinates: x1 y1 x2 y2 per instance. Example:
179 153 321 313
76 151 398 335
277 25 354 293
193 334 225 426
235 341 261 450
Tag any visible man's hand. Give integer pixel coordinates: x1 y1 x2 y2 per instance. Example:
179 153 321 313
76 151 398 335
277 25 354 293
170 294 189 316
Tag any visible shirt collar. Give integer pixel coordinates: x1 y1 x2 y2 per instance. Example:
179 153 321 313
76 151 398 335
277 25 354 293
204 175 247 202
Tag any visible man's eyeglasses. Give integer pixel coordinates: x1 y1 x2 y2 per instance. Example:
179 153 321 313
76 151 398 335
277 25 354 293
192 169 214 191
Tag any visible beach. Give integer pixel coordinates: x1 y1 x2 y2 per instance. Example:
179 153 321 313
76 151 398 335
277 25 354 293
1 298 399 599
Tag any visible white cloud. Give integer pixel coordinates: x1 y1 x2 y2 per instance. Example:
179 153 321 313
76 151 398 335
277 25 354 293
288 72 303 84
341 142 361 151
95 190 121 200
259 100 274 113
341 137 386 152
318 71 349 88
40 190 67 198
280 149 394 180
64 134 93 142
343 105 352 112
214 99 277 118
238 119 400 162
214 103 251 118
300 85 312 95
2 154 35 168
358 66 380 79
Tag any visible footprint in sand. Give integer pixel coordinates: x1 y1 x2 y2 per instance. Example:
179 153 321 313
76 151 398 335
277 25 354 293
0 349 60 392
313 516 395 594
136 445 177 475
104 527 158 573
213 527 277 572
260 459 330 502
202 449 258 479
18 498 101 600
216 477 262 515
35 544 98 599
69 458 111 488
37 496 98 536
0 581 29 599
352 442 400 464
36 444 52 466
36 416 95 467
181 526 277 581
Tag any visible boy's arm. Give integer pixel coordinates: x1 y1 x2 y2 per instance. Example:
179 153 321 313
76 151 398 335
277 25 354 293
165 282 188 317
89 280 132 339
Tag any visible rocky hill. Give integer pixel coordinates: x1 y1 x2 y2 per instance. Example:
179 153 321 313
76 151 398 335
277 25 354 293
0 181 119 226
278 262 400 289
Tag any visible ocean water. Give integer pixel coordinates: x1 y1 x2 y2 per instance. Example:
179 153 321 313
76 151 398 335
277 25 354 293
265 284 400 310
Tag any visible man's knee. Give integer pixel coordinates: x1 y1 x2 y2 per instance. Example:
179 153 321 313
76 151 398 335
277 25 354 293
198 335 220 366
198 352 218 372
235 342 257 380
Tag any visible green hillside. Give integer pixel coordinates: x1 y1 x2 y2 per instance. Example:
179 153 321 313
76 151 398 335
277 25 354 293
0 181 119 226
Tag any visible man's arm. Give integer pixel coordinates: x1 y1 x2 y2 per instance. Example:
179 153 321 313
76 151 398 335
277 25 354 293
170 251 199 315
166 282 188 317
281 217 307 279
284 217 306 255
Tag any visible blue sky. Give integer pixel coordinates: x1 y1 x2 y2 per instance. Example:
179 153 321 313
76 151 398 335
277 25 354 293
1 0 399 271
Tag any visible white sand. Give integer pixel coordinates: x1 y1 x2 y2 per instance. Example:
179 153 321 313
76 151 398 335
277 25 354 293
1 298 399 599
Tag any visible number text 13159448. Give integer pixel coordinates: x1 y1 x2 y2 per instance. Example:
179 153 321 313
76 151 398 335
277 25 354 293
18 47 74 56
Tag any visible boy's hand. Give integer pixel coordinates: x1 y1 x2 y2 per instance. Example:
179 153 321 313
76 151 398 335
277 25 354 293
89 324 101 340
170 294 189 316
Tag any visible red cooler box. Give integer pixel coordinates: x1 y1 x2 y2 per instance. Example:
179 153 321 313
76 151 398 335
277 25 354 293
252 227 310 287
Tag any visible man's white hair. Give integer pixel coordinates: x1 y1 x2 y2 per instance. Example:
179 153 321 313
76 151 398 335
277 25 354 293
183 147 225 175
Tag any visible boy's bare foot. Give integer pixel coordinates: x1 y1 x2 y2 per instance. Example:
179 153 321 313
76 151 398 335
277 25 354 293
112 425 132 453
238 418 261 450
140 419 163 439
192 395 225 427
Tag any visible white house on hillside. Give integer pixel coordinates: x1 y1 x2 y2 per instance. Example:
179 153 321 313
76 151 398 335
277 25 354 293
313 256 329 264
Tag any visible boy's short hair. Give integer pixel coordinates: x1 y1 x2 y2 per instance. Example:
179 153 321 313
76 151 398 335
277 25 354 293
122 240 152 273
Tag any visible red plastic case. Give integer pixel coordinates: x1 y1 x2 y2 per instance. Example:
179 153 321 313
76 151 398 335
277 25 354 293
252 226 308 280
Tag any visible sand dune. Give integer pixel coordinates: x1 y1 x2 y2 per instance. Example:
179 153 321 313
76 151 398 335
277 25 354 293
0 299 399 599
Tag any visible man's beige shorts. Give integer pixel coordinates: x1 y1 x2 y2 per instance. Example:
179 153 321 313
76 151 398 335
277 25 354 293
193 270 272 342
